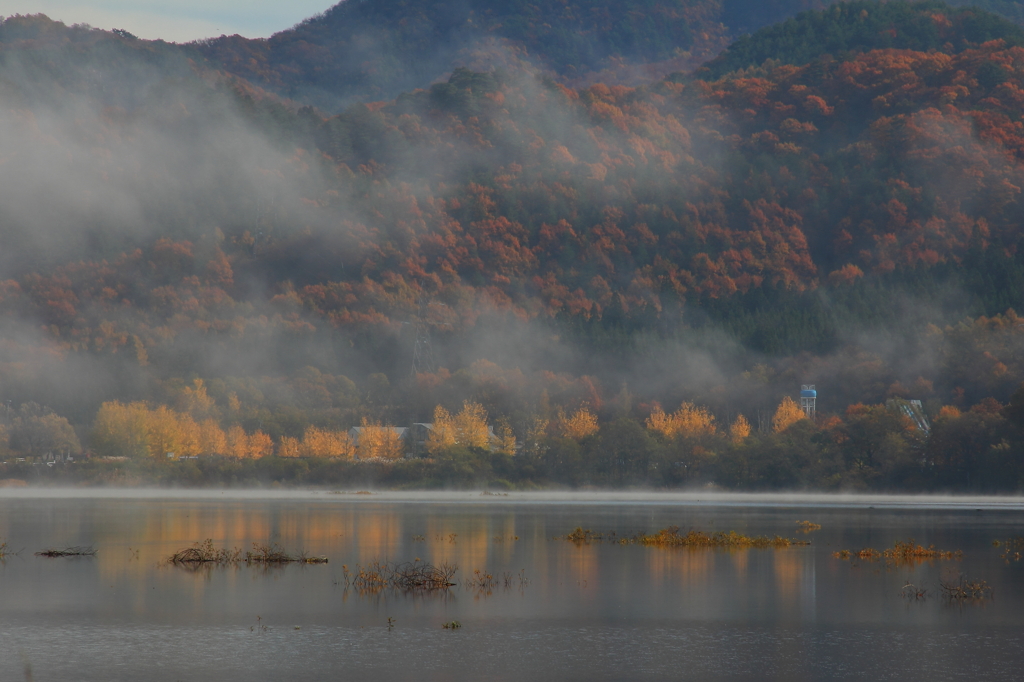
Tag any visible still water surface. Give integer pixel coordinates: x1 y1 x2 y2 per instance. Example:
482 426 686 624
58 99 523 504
1 490 1023 681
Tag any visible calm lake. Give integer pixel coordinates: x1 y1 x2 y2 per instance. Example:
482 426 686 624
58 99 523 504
1 489 1023 681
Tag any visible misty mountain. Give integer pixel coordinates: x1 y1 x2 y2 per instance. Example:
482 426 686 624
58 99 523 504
189 0 1024 113
188 0 835 112
0 2 1022 487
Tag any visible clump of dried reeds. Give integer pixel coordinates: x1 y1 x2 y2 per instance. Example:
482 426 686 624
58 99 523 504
994 537 1024 562
832 539 961 565
563 526 803 548
35 546 97 557
463 568 497 589
168 539 241 565
564 527 604 543
796 521 821 533
343 559 457 592
245 543 327 564
626 526 803 549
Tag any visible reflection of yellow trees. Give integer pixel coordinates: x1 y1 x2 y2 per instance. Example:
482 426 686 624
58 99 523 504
772 397 806 433
730 415 751 444
646 403 717 438
554 405 599 440
773 552 805 604
426 401 491 453
357 418 404 460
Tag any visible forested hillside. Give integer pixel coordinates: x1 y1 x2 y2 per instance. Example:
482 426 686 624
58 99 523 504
191 0 834 111
0 4 1024 490
190 0 1024 111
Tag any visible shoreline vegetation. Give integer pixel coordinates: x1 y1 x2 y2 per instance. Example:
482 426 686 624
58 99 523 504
6 385 1024 493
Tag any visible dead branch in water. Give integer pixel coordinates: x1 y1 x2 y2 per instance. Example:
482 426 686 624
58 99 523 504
168 539 242 565
940 570 991 600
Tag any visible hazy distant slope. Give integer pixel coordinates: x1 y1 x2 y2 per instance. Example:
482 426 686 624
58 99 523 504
192 0 845 111
703 0 1024 78
0 15 321 273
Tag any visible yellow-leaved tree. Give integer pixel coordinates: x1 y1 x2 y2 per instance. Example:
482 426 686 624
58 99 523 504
91 401 151 459
302 426 355 458
494 418 517 456
455 401 490 449
249 431 274 459
356 418 404 460
729 415 751 444
426 406 458 454
555 405 599 440
772 397 806 433
426 401 491 453
646 403 717 439
92 401 228 459
199 419 227 455
278 435 302 458
226 425 250 459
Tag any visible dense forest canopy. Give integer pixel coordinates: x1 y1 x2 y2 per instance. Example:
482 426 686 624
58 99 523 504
0 3 1022 489
186 0 839 111
703 0 1024 77
185 0 1024 111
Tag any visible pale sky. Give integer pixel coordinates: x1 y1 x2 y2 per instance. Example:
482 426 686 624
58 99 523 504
0 0 337 43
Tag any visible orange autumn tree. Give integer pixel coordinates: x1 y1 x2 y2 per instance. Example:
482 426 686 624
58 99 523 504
301 426 355 459
554 405 599 440
278 436 302 458
729 415 751 444
454 401 490 449
356 418 404 460
91 401 227 459
199 419 227 455
426 401 491 453
426 405 457 454
225 425 273 459
646 402 717 439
